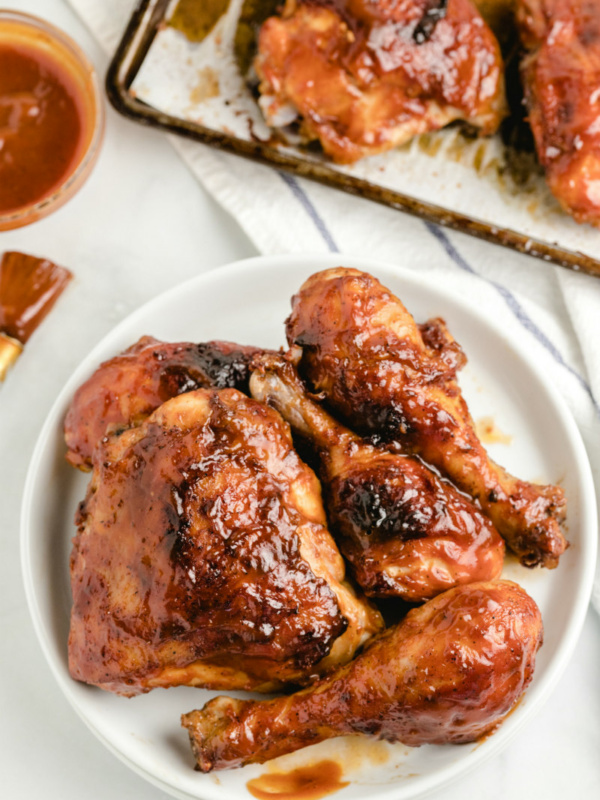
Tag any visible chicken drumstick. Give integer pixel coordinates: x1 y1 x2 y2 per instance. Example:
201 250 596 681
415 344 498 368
285 268 567 568
182 580 543 771
250 352 504 601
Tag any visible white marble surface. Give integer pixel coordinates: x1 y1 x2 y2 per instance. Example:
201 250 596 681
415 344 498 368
0 2 599 799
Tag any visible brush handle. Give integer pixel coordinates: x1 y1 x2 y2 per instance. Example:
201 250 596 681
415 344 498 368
0 333 22 381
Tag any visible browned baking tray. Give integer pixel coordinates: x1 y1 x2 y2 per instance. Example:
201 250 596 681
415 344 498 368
106 0 600 278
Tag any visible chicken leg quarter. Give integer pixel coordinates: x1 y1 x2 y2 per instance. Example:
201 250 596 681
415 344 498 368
182 580 543 771
285 267 567 568
256 0 507 163
517 0 600 227
64 336 265 470
250 352 504 601
68 387 382 696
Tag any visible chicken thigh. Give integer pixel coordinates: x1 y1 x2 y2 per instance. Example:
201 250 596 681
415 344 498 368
64 336 263 470
286 268 567 568
69 387 382 696
182 580 542 770
517 0 600 226
256 0 506 163
250 352 504 601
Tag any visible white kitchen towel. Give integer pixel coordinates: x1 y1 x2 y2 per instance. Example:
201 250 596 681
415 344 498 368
69 0 600 610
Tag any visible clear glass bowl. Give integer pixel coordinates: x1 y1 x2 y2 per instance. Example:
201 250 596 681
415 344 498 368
0 11 105 231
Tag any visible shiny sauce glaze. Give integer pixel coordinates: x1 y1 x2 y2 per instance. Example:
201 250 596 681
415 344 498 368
286 268 567 568
246 759 349 800
249 351 503 602
68 389 349 694
0 43 85 214
287 270 465 445
182 581 543 769
256 0 505 162
64 337 264 469
307 581 543 747
298 0 500 103
328 447 505 600
517 0 600 225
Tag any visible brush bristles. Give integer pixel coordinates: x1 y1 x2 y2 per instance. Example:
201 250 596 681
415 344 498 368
0 251 72 344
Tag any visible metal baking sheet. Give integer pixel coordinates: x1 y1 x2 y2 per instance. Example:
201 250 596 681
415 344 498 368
106 0 600 278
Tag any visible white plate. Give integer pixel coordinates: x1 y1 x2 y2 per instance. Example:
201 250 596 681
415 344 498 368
21 254 597 800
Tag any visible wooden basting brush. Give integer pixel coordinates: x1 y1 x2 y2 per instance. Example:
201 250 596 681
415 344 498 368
0 251 72 381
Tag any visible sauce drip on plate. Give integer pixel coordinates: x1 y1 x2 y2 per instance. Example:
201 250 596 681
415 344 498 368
246 759 349 800
0 42 84 214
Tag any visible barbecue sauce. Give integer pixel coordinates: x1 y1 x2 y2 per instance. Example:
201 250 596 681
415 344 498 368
246 760 349 800
0 42 85 215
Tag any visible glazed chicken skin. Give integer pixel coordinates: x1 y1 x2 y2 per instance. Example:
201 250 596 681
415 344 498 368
182 580 542 770
256 0 506 164
68 387 382 696
286 268 567 568
517 0 600 226
64 336 264 470
250 352 504 601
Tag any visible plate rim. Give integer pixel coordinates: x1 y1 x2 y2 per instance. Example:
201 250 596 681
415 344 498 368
20 252 598 800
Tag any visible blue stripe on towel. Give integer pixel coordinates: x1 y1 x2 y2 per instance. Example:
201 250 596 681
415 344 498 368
425 222 600 415
279 173 339 253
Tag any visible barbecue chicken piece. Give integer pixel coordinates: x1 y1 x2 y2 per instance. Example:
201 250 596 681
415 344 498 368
250 352 504 601
286 268 567 568
517 0 600 226
255 0 507 164
64 336 264 470
68 387 382 696
183 580 542 770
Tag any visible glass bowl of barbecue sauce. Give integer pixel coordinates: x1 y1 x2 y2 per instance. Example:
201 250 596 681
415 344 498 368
0 11 104 231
